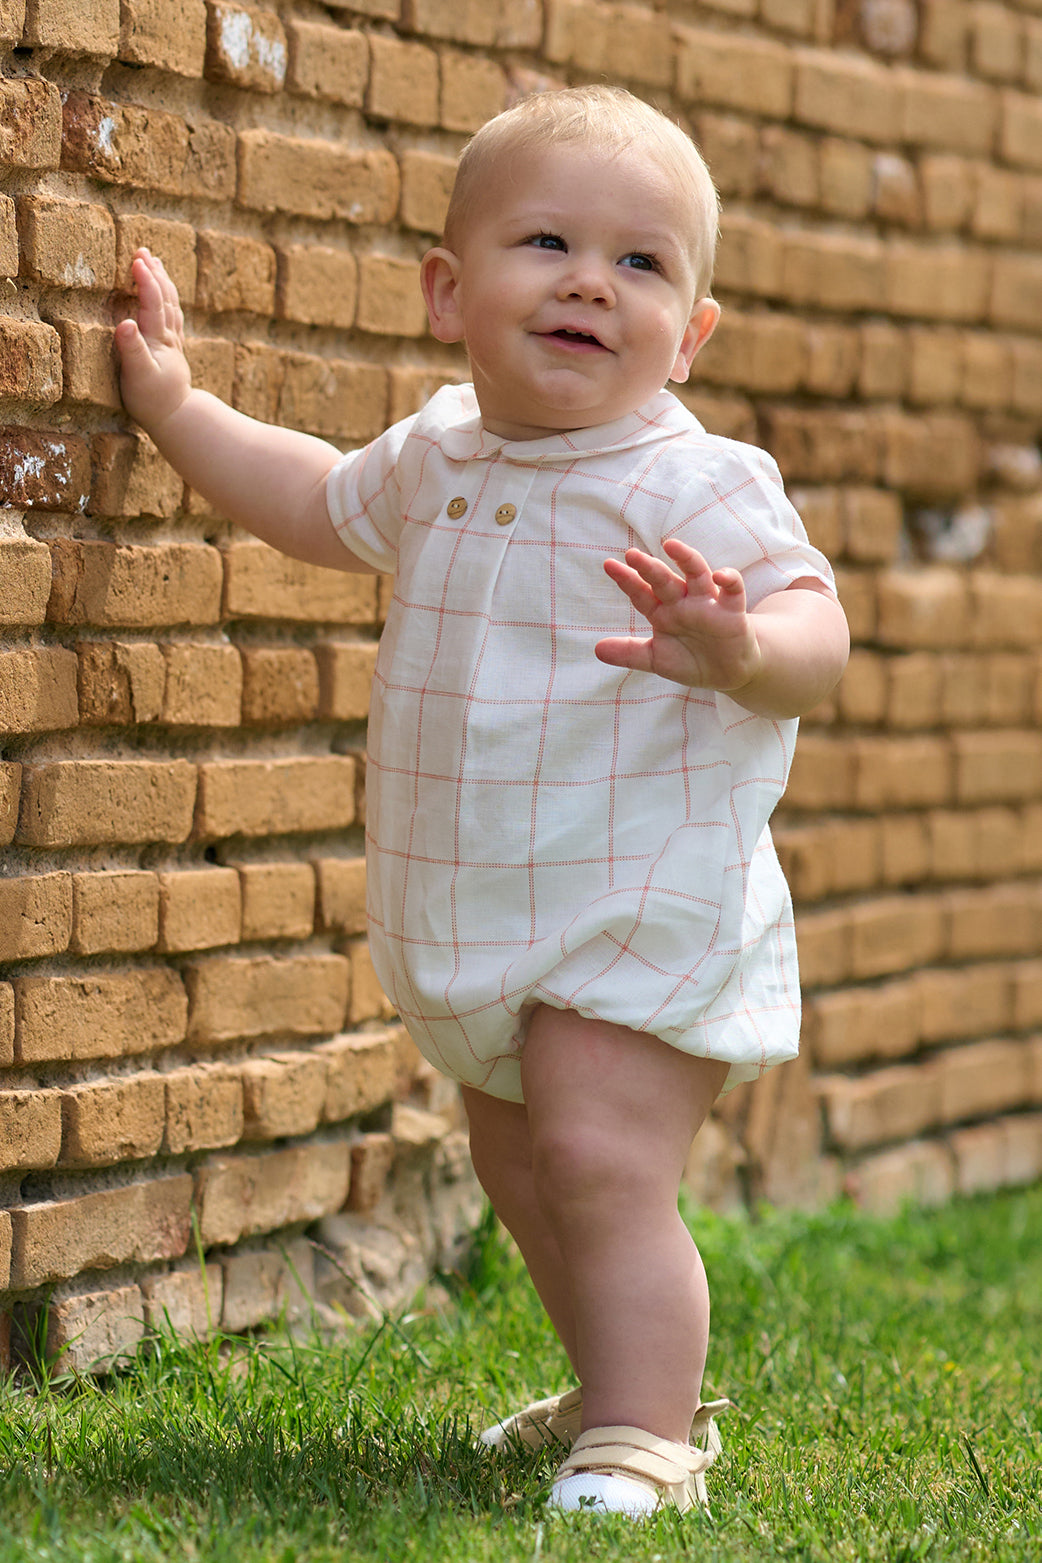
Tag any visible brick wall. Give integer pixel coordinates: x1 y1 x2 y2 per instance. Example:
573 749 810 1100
2 0 1041 1371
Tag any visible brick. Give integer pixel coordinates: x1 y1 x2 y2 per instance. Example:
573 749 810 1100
92 432 183 519
239 648 318 726
794 47 899 141
714 215 783 298
219 1236 313 1330
15 969 187 1063
0 985 11 1068
859 320 907 399
356 255 427 337
1001 88 1042 170
60 322 120 409
60 1075 166 1166
802 322 859 398
142 1263 222 1338
314 641 377 721
238 130 399 222
762 407 880 484
196 231 275 315
17 760 196 847
784 732 855 810
1012 341 1042 419
317 1028 400 1122
0 646 79 734
195 1139 351 1244
0 426 91 512
821 1061 940 1151
819 135 874 218
61 92 236 200
222 541 378 622
233 346 388 441
885 242 990 324
781 232 885 313
185 952 350 1042
120 0 206 74
961 332 1014 410
0 319 61 404
851 735 952 810
286 20 367 104
760 0 830 36
45 1284 145 1375
831 566 876 643
825 646 887 723
876 568 971 650
545 0 672 85
314 856 367 935
848 893 946 979
0 1089 62 1172
775 819 865 901
158 868 242 953
236 862 315 941
162 644 242 727
114 215 197 301
438 50 506 134
276 245 358 329
48 540 223 626
945 883 1042 961
185 337 236 405
849 1140 954 1214
165 1064 243 1152
18 195 115 290
970 575 1042 650
71 871 160 955
842 487 902 563
920 154 974 231
10 1174 193 1289
0 766 20 849
928 807 1020 882
879 812 931 888
404 0 497 43
196 756 356 839
0 77 62 170
0 873 72 961
399 150 456 236
346 937 394 1026
0 536 53 626
77 640 166 725
804 978 920 1068
346 1131 395 1214
1004 1111 1042 1183
873 151 920 226
0 1210 9 1292
789 486 843 559
951 1117 1035 1197
972 163 1024 241
907 328 963 407
367 33 438 124
953 731 1042 804
991 253 1042 331
759 126 819 209
898 69 998 155
24 0 118 49
242 1051 328 1139
206 1 287 91
937 1039 1031 1124
699 312 805 395
916 962 1012 1044
919 0 969 70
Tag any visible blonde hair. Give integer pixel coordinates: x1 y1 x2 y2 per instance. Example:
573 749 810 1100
443 86 720 299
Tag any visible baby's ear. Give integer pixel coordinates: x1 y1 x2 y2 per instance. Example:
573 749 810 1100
669 298 720 383
421 247 465 344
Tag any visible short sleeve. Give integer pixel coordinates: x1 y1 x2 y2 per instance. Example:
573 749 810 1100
325 414 415 573
666 441 834 608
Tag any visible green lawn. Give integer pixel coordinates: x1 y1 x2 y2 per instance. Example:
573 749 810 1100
0 1184 1039 1561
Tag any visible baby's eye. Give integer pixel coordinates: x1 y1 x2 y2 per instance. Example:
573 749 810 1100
620 252 658 272
528 232 566 251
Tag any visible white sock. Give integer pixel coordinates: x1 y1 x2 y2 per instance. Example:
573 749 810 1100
549 1471 658 1517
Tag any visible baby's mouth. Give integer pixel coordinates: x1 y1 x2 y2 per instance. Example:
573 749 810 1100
547 327 606 348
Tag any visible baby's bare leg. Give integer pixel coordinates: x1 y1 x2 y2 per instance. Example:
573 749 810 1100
460 1085 579 1368
520 1006 728 1444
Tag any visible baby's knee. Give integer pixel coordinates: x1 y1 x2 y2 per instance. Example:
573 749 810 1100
530 1119 634 1218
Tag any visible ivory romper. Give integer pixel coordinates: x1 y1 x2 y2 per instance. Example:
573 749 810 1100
326 384 834 1103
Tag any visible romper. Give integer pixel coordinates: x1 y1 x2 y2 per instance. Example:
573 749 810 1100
326 384 835 1104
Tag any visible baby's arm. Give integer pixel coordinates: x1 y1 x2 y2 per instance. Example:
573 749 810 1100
114 250 374 572
596 539 849 718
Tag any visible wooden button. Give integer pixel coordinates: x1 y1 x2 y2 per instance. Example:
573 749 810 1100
447 496 468 518
495 503 517 525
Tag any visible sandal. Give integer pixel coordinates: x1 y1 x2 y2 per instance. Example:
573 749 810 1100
479 1385 584 1450
548 1423 720 1516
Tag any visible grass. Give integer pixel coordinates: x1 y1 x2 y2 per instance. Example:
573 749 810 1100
0 1184 1039 1561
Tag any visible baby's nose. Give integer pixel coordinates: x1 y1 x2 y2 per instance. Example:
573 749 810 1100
559 254 615 304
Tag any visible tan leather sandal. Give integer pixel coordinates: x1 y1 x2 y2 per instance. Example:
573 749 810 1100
548 1423 721 1516
480 1387 729 1461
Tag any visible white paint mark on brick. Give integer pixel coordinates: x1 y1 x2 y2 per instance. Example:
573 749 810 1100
63 255 97 288
97 117 117 155
219 9 286 80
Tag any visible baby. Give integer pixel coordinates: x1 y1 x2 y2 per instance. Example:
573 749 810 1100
117 85 849 1518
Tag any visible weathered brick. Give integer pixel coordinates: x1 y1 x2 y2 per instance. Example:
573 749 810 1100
761 406 880 483
0 536 52 626
241 1051 328 1139
77 640 166 725
59 322 121 409
916 962 1012 1044
945 883 1042 961
938 1039 1032 1125
0 77 62 170
184 337 236 403
157 868 242 953
219 1236 313 1330
876 568 971 650
0 873 72 961
545 0 672 85
24 0 120 51
961 331 1013 410
142 1263 222 1337
399 149 455 237
879 812 931 888
679 26 794 118
849 1140 955 1213
15 969 187 1063
196 231 275 315
222 541 378 621
907 327 963 407
848 893 946 979
953 731 1042 804
114 215 197 303
195 1139 351 1244
438 49 506 134
62 92 236 200
60 1075 166 1166
1012 340 1042 420
0 1209 10 1293
314 856 367 935
1001 87 1042 170
161 643 242 727
17 760 197 847
784 732 856 811
317 1028 398 1122
928 806 1020 882
859 320 908 399
885 242 990 323
236 862 315 941
794 46 900 141
48 540 223 626
699 311 805 395
346 937 394 1026
804 977 920 1068
898 67 998 155
0 765 20 849
240 648 319 725
276 245 357 329
0 427 91 513
45 1284 145 1375
206 1 287 91
346 1131 395 1214
714 214 783 297
851 735 952 810
120 0 206 75
165 1064 244 1153
238 129 399 222
185 952 350 1042
991 253 1042 331
232 346 388 440
18 195 115 290
0 984 12 1068
315 641 378 721
0 646 79 734
286 19 367 103
972 163 1024 242
0 319 61 404
0 1088 63 1172
196 756 356 839
9 1174 193 1288
355 255 427 337
71 871 160 955
821 1062 940 1152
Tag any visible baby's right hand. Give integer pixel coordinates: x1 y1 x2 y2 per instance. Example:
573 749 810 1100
114 249 193 434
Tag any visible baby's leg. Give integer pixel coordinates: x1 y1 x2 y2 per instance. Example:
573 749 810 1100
461 1084 578 1368
521 1005 728 1444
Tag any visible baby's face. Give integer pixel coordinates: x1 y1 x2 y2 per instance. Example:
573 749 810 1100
424 142 719 441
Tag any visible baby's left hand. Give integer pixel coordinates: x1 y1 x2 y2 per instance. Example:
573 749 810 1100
596 539 762 693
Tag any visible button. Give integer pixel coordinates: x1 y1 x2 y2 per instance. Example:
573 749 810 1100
447 496 468 518
495 503 517 526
